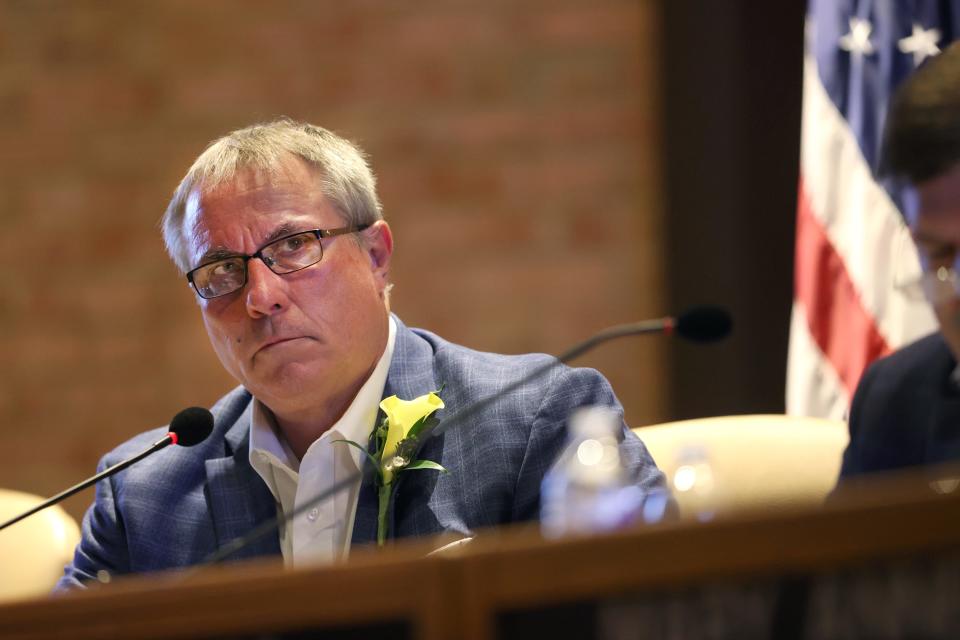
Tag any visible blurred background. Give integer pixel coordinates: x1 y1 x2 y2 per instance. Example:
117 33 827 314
0 1 803 524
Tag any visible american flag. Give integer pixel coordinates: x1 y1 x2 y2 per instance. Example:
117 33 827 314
787 1 960 419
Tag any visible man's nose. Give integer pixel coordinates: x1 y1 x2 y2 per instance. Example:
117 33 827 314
244 258 288 317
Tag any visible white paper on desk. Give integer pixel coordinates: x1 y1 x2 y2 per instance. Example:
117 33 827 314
425 536 474 557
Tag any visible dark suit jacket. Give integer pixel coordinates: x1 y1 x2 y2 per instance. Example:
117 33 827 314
840 332 960 478
57 316 665 588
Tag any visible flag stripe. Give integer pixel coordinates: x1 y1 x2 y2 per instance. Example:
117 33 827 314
787 303 848 419
799 54 933 351
795 178 891 398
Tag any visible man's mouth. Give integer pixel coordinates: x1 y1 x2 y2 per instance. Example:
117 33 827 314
255 336 306 355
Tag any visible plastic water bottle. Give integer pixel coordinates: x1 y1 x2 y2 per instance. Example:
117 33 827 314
540 406 644 538
670 445 718 522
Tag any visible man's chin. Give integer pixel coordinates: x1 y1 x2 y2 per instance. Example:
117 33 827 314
246 362 325 400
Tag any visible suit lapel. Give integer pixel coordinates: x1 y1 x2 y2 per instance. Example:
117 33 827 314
351 316 440 546
382 317 441 413
204 402 281 560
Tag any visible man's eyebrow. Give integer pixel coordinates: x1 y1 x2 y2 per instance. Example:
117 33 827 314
913 230 952 248
263 223 299 244
197 224 301 265
912 234 956 259
199 247 240 265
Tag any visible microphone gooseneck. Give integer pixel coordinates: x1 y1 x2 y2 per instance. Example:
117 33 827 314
0 407 214 532
200 307 733 566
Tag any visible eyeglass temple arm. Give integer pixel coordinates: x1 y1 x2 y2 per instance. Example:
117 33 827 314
318 223 372 238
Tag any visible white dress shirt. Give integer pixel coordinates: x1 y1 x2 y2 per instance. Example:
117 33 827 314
249 317 397 567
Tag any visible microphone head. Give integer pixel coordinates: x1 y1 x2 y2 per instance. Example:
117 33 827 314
675 306 733 343
169 407 214 447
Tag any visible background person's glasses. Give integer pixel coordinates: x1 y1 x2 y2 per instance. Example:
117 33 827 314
186 224 370 299
897 252 960 306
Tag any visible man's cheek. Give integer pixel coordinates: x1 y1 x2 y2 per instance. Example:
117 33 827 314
933 302 960 336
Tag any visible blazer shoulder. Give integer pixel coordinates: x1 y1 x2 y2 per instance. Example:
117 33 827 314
841 332 954 478
98 386 252 482
408 325 619 427
862 332 954 390
411 326 557 385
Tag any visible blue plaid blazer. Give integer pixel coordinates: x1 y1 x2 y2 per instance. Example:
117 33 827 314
57 316 665 588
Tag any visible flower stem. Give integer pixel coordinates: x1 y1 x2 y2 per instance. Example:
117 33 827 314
377 483 392 546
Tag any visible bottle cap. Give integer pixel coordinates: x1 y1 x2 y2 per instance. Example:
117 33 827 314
569 406 620 439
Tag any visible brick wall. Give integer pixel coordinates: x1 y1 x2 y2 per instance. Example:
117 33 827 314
0 0 665 525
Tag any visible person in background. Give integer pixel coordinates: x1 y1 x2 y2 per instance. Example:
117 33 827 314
840 42 960 477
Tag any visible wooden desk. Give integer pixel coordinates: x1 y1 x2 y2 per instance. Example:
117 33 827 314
2 467 959 639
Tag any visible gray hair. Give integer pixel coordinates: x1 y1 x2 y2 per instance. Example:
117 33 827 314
162 118 383 273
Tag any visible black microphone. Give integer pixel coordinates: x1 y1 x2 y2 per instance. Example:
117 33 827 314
200 307 732 565
673 306 733 343
168 407 216 446
0 407 214 532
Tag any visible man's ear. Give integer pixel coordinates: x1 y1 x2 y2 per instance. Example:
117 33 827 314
364 220 393 284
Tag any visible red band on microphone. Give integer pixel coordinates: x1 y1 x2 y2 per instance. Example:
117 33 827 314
663 318 676 336
167 432 179 446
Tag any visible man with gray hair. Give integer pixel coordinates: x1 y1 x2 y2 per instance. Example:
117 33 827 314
58 119 665 585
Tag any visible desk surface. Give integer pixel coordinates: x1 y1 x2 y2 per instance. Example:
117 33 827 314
2 465 959 640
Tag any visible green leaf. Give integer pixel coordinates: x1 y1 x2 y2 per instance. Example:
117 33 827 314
333 439 383 481
400 459 448 473
394 437 417 461
407 413 441 441
405 414 429 440
373 416 389 457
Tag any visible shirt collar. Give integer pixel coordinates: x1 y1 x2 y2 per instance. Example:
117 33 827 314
250 315 398 477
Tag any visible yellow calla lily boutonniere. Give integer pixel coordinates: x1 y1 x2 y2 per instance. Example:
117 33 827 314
380 392 445 483
337 389 447 545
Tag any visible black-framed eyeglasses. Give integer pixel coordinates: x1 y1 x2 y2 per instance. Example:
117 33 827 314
186 224 370 299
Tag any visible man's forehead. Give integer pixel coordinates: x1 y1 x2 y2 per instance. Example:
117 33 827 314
185 168 323 228
191 165 318 210
182 171 336 265
195 183 311 218
915 163 960 223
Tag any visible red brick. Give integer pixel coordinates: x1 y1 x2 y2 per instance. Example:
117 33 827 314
0 1 665 525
